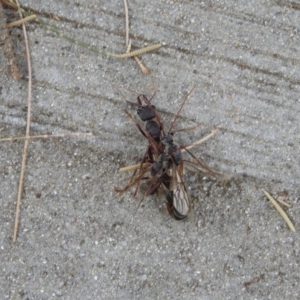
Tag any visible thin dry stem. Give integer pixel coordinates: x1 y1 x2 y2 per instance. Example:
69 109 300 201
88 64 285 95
134 56 149 74
0 132 93 142
13 0 32 243
126 39 131 53
184 129 219 151
123 0 149 73
7 14 36 27
123 0 129 47
168 86 196 134
119 162 150 172
276 198 291 208
262 189 296 232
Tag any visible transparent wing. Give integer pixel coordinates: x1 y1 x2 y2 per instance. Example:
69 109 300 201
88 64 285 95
169 162 191 219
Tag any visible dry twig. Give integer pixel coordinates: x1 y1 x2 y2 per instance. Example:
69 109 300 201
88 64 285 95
119 162 150 172
123 0 149 74
13 0 31 242
262 188 296 232
6 14 36 27
184 129 219 151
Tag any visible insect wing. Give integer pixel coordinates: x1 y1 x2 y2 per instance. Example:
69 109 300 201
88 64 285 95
173 174 190 217
170 163 191 219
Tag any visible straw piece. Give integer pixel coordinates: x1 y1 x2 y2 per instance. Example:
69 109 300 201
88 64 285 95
262 188 296 232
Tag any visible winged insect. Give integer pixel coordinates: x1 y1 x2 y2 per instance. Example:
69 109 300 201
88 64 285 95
116 87 220 220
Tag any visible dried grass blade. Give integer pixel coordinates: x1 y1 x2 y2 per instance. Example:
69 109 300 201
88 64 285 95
119 162 150 172
113 44 161 58
261 188 296 232
13 0 32 242
7 14 36 27
184 129 219 151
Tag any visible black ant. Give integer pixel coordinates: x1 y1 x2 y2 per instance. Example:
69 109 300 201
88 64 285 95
116 87 220 220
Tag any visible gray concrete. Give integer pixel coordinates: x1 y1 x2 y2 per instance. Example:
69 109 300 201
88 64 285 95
0 0 299 299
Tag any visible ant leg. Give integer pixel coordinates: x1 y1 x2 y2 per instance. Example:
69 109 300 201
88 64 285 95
124 109 162 154
168 86 196 134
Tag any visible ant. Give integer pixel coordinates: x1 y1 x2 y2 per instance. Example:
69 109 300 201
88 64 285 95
117 88 165 158
116 87 220 220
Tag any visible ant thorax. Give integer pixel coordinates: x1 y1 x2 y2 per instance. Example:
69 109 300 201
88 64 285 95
145 120 160 142
161 134 182 166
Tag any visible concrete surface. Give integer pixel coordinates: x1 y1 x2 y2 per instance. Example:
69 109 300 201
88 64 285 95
0 0 299 299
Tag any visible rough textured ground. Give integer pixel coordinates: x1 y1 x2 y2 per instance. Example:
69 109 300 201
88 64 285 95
0 1 299 299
